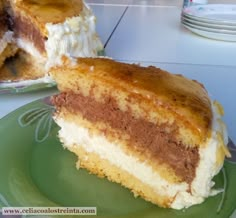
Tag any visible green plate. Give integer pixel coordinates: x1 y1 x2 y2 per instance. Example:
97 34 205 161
0 97 236 217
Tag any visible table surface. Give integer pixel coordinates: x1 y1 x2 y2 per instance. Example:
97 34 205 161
0 0 235 217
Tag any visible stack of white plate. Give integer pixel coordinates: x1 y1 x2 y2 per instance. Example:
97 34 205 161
181 4 236 42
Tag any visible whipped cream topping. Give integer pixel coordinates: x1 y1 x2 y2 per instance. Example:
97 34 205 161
45 3 103 68
0 31 14 54
54 101 228 209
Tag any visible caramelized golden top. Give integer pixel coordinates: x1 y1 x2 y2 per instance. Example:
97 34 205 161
10 0 84 35
52 57 213 145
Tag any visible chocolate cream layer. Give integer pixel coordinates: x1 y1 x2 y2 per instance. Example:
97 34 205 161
53 92 200 184
9 13 46 53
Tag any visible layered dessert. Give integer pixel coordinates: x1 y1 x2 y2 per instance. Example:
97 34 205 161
51 57 230 209
6 0 103 68
0 0 17 68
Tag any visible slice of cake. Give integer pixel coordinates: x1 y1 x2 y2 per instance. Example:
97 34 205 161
50 57 230 209
0 0 17 68
7 0 103 68
0 50 50 82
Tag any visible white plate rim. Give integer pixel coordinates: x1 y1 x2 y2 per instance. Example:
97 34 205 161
182 14 236 30
182 22 236 42
182 18 236 34
183 4 236 24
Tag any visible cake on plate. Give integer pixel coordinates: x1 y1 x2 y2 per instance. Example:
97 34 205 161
51 57 230 209
0 0 17 68
5 0 103 68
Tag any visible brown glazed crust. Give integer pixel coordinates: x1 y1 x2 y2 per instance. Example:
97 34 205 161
9 0 84 36
51 57 213 146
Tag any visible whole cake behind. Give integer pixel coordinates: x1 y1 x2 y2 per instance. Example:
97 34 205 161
6 0 103 68
0 0 103 84
51 58 230 209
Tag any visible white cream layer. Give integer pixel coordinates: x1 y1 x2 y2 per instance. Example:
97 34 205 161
54 102 228 209
0 31 14 54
